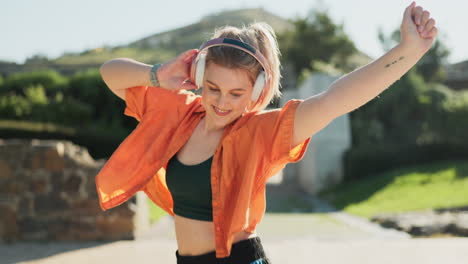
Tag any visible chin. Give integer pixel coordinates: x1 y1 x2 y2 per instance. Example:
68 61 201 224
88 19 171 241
210 109 242 124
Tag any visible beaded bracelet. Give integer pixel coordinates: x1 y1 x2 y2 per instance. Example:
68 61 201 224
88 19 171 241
150 63 162 87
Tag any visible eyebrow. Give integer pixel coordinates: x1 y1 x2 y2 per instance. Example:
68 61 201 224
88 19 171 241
206 80 246 91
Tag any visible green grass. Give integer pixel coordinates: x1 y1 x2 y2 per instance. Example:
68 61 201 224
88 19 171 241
147 197 168 224
0 120 76 134
319 159 468 219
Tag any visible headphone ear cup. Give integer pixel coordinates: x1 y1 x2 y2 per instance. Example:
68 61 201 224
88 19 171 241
195 53 207 87
251 71 266 103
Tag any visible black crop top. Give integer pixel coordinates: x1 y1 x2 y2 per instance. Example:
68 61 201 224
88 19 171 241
166 153 214 221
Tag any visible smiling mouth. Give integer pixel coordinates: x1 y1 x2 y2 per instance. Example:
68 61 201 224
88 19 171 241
212 106 232 116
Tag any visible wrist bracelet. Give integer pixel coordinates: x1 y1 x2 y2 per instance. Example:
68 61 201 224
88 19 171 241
150 63 162 87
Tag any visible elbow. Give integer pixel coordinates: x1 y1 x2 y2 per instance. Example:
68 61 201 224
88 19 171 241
99 60 116 89
99 58 122 85
99 58 134 90
99 59 116 76
99 58 132 78
99 63 109 87
99 60 112 78
99 61 107 73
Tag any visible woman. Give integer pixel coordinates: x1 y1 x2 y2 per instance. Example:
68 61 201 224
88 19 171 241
96 2 437 263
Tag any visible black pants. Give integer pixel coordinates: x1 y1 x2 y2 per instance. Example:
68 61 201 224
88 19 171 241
175 236 271 264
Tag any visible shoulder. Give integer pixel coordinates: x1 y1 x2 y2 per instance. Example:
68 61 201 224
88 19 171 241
240 99 304 130
145 87 203 115
124 86 203 122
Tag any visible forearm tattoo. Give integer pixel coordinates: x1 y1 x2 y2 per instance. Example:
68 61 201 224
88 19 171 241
385 56 405 68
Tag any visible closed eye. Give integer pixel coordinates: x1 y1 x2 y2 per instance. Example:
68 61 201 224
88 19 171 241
209 87 242 97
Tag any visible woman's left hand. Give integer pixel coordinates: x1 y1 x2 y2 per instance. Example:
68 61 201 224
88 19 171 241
400 1 438 55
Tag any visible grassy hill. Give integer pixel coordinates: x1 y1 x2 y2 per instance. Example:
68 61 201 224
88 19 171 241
127 8 294 54
319 159 468 218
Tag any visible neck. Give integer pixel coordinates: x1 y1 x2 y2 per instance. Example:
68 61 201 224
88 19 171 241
200 116 225 136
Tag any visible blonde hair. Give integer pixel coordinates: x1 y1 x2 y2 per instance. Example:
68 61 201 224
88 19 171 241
205 22 282 112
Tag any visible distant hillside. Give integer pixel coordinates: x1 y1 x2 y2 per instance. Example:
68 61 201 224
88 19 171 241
127 8 294 54
51 8 294 68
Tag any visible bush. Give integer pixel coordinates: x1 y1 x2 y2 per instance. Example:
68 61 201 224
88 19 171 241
0 84 94 126
67 68 125 125
46 95 94 126
343 142 468 182
67 69 104 104
0 69 68 96
0 68 135 134
346 74 468 182
0 120 130 160
350 69 426 146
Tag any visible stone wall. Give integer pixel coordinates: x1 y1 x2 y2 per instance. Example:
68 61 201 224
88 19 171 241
0 139 142 243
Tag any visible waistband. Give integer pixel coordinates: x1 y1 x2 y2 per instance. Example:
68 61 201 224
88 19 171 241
176 236 267 264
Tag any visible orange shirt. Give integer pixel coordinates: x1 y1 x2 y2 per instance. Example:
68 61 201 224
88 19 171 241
95 85 311 258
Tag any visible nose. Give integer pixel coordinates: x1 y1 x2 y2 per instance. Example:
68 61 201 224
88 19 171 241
216 94 230 108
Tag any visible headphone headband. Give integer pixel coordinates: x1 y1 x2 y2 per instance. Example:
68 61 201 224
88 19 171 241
196 38 271 79
189 37 272 108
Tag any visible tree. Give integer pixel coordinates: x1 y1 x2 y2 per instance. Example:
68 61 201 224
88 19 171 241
24 54 50 65
352 27 453 146
278 7 357 84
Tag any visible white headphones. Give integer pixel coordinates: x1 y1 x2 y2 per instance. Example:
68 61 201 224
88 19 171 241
189 38 271 104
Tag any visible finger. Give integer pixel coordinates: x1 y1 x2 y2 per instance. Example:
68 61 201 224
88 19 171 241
187 48 199 57
180 80 198 90
177 49 198 63
418 11 430 32
184 58 192 76
413 6 424 25
403 1 416 23
183 49 199 64
422 18 436 36
424 26 438 38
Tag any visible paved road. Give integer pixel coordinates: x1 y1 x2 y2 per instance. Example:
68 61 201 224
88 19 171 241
2 182 468 264
2 212 468 264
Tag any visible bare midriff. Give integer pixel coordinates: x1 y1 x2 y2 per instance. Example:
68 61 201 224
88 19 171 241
174 214 257 256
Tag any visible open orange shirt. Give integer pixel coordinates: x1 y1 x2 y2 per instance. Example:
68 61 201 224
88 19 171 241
95 85 311 258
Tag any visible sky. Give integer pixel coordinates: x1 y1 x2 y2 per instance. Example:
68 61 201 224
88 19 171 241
2 0 466 65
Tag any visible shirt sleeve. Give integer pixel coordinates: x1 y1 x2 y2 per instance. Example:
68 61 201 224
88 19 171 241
254 99 312 165
123 85 201 122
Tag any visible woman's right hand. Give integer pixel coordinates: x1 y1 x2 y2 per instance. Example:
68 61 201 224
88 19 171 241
156 49 199 91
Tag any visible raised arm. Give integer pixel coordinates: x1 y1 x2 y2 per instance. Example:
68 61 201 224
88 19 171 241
99 58 155 100
99 49 199 100
292 2 438 147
